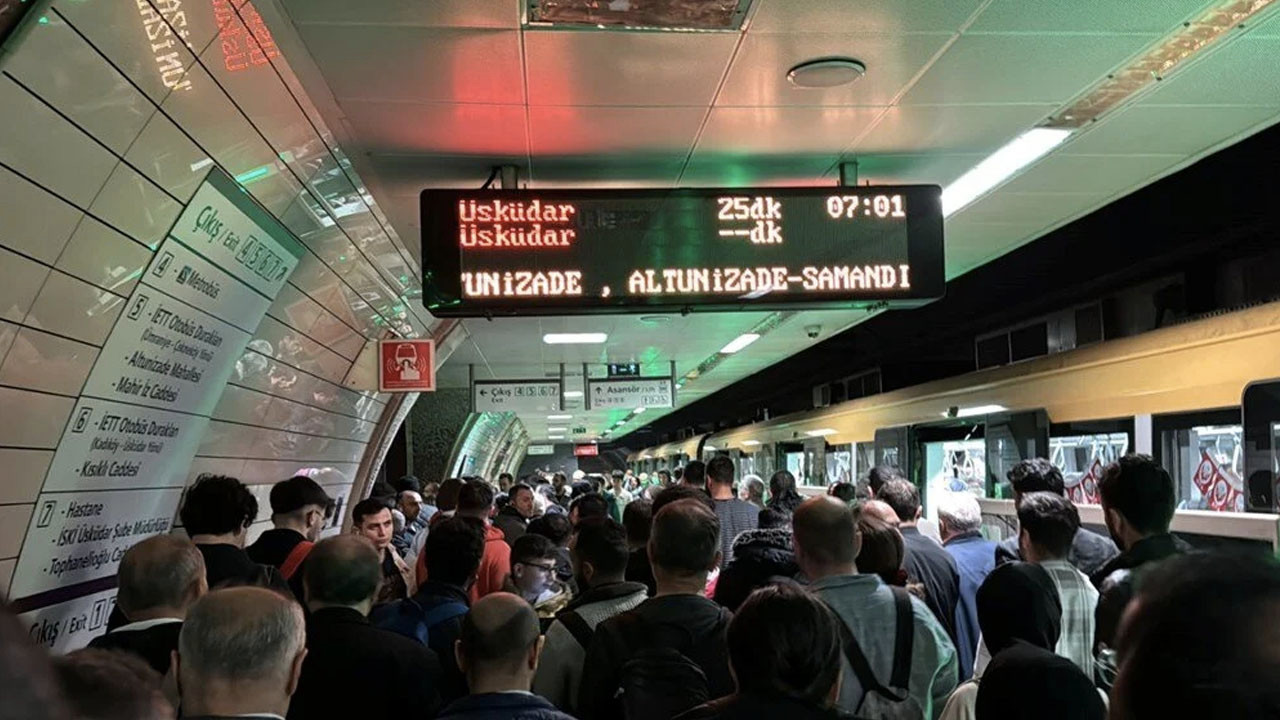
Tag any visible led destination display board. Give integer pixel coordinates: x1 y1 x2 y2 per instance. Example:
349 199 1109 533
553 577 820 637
421 185 944 316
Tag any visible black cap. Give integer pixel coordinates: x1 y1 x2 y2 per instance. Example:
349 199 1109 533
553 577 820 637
270 475 333 516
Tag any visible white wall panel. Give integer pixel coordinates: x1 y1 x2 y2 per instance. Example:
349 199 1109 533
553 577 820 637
88 164 181 249
0 387 74 448
0 166 84 264
0 449 53 505
0 328 98 396
55 218 153 296
23 272 124 346
0 249 50 323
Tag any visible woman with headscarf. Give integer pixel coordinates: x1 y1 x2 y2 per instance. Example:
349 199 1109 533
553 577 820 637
767 470 805 516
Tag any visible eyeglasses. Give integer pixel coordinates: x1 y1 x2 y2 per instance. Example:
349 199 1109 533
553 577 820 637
517 561 557 573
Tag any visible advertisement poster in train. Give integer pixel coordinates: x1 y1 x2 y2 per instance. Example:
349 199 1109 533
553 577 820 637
379 338 436 392
11 168 305 638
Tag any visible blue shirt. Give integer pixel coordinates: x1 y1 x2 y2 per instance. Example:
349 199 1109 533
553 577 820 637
944 532 996 680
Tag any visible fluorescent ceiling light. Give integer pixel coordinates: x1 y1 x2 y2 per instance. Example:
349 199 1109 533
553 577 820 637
742 440 761 446
547 427 567 433
942 128 1071 217
633 407 647 414
548 435 565 440
564 390 583 398
805 428 837 437
720 333 761 354
704 445 717 452
547 414 573 420
950 404 1008 418
543 333 608 345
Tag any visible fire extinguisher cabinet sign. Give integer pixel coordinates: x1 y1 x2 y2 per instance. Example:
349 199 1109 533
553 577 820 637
379 339 436 392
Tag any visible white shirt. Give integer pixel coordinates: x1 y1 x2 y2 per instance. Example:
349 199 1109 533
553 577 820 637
111 617 182 634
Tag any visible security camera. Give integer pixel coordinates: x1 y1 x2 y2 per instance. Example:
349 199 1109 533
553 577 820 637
805 324 822 339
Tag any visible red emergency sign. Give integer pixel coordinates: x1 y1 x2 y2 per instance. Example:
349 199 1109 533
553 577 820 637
379 339 436 392
574 444 599 457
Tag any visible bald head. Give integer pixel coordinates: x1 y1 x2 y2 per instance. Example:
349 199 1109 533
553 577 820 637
304 534 381 608
458 593 541 677
179 587 304 685
860 499 900 527
793 496 861 576
117 535 206 619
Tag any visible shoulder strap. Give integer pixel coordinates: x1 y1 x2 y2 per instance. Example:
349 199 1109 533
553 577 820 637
888 586 914 689
559 609 595 650
420 601 468 630
279 540 314 580
829 601 907 702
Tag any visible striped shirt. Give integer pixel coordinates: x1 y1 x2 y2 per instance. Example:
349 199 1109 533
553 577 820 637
713 498 759 567
1041 559 1099 677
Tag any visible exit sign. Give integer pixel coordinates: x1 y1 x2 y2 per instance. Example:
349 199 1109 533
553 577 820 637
574 444 599 457
608 363 640 377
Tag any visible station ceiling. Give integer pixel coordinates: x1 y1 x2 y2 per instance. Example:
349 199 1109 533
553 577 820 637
270 0 1280 443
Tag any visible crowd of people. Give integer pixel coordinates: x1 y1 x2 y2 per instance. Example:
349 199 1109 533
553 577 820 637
3 454 1278 719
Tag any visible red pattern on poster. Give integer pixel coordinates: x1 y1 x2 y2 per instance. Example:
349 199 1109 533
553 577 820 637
1192 450 1243 512
1066 457 1104 504
212 0 280 73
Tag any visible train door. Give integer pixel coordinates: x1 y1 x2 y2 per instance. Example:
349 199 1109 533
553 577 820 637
874 426 911 472
1244 379 1280 511
777 441 808 484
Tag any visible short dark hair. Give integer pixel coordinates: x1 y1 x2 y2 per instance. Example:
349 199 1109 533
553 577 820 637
758 507 791 529
55 649 170 720
425 517 486 586
856 515 905 586
569 492 609 524
180 475 257 535
269 475 332 516
1098 454 1176 535
574 517 629 577
498 473 514 482
528 513 573 546
652 484 714 516
351 498 390 526
436 478 464 512
304 535 381 605
683 460 706 486
509 483 533 500
650 499 720 575
867 465 903 495
877 479 921 522
457 479 496 517
393 475 422 494
658 470 671 480
511 533 556 566
369 480 397 502
622 499 653 545
727 584 843 705
829 482 857 504
1017 492 1079 559
1007 458 1065 496
1115 552 1280 719
706 456 735 486
0 606 67 720
794 497 861 567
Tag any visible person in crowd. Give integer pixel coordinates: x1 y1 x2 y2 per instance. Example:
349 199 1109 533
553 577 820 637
578 499 733 719
394 490 426 555
739 474 765 508
622 497 657 596
707 456 759 567
289 535 442 719
437 479 513 601
937 491 996 680
394 474 422 494
352 497 415 606
860 498 902 527
551 472 571 505
1110 552 1280 719
89 535 206 675
534 517 648 712
422 479 442 519
1093 454 1187 684
678 584 849 720
568 492 611 528
497 472 515 493
54 649 174 720
867 465 904 497
436 593 575 720
683 459 707 489
376 517 486 704
829 482 858 504
506 533 568 616
529 511 576 591
653 482 715 513
494 482 535 548
0 607 68 720
795 496 958 718
180 475 288 592
174 587 307 720
880 479 962 647
604 470 633 522
246 475 333 600
993 458 1118 576
430 477 465 528
767 470 806 517
658 469 673 487
966 563 1104 720
854 514 923 597
714 507 798 611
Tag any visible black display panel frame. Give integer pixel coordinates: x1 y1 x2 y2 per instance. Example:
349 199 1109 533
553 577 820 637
420 185 945 317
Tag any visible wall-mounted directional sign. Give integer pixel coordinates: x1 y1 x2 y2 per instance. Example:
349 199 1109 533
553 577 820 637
588 377 674 410
526 444 555 456
472 379 562 413
608 363 640 378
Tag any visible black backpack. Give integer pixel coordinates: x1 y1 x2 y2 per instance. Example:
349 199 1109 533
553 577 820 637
615 611 731 720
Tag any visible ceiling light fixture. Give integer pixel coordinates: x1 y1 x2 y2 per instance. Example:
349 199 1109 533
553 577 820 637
548 435 565 440
564 390 584 398
942 128 1072 217
787 57 867 88
719 333 761 354
805 428 837 438
547 414 573 420
947 404 1008 418
633 407 647 414
547 427 567 433
543 333 608 345
742 440 761 446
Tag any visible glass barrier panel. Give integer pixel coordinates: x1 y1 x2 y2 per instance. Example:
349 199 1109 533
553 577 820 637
1050 432 1129 505
1161 424 1246 512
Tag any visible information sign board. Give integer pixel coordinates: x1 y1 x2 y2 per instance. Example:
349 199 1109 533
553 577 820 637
588 377 674 410
379 339 436 392
472 380 563 413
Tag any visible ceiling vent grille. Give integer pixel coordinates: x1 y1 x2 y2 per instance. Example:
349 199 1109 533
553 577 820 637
525 0 753 31
975 304 1103 371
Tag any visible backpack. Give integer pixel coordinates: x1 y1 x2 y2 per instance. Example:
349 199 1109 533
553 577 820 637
835 587 924 720
559 609 594 650
279 540 314 581
376 597 468 647
615 611 731 720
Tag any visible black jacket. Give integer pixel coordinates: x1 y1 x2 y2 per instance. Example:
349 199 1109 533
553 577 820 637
578 593 733 719
995 526 1119 578
386 580 472 704
493 506 528 547
1092 533 1190 651
438 692 576 720
87 620 182 675
197 543 290 595
246 528 310 601
625 547 657 597
900 526 961 646
676 694 857 720
713 527 799 611
288 606 442 720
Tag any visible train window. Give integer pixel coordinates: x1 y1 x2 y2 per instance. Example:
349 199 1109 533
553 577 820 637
827 443 854 486
1049 419 1134 505
1154 409 1244 512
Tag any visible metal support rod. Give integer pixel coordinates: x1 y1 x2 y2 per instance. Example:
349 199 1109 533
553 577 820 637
583 363 591 410
838 160 859 187
559 363 566 415
468 364 475 413
499 164 520 189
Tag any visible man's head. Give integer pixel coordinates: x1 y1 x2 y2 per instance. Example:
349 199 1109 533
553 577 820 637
682 460 706 488
176 588 307 716
393 475 421 494
398 491 423 523
571 517 629 590
1112 552 1280 720
1006 458 1065 500
179 475 257 545
303 535 381 613
622 498 652 550
456 479 496 520
456 593 543 690
1017 492 1079 562
651 483 715 516
610 469 624 488
866 465 903 497
727 584 843 708
855 515 906 586
54 649 173 720
1098 454 1176 550
425 517 487 588
268 476 332 541
877 479 922 524
352 498 394 551
422 480 441 505
527 512 573 548
706 455 735 489
793 496 862 580
497 473 514 492
740 475 765 504
859 498 900 527
117 535 207 621
649 499 721 587
568 492 609 527
657 469 671 486
509 483 535 519
976 562 1061 655
509 534 558 601
436 477 464 513
829 482 857 504
936 491 983 542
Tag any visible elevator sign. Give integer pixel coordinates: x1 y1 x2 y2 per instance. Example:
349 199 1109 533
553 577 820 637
379 339 436 392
